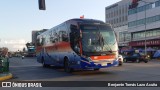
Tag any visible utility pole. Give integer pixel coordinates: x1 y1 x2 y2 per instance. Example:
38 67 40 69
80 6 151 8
139 0 153 55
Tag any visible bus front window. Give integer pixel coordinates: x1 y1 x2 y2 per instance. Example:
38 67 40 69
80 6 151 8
81 24 118 54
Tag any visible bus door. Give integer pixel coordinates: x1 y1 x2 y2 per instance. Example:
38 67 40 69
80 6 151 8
70 25 81 60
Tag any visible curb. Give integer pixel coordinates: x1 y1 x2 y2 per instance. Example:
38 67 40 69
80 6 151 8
0 73 13 81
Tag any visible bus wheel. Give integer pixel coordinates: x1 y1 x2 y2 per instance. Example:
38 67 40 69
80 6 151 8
42 58 49 67
64 59 73 73
42 61 47 67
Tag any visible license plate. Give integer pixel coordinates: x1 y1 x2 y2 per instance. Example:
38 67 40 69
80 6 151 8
101 63 107 66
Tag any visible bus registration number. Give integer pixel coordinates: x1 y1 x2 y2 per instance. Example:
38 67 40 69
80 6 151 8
101 62 113 66
101 63 107 66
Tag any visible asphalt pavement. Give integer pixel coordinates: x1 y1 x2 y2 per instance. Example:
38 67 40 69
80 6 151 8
0 57 160 90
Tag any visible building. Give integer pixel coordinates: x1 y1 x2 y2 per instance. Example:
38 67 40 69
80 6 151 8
128 0 160 50
105 0 132 48
105 0 160 51
32 31 38 45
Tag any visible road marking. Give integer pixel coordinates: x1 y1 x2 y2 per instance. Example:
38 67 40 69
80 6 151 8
0 73 13 81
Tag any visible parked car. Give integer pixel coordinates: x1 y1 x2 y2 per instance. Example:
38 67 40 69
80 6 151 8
118 55 123 66
123 53 149 63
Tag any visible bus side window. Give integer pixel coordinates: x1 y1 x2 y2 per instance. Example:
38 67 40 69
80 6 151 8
50 31 58 43
59 31 69 42
62 32 69 42
50 36 56 43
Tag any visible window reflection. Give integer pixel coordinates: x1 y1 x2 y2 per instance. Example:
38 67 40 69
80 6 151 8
132 29 160 40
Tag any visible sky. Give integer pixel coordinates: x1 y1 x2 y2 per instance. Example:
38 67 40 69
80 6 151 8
0 0 121 51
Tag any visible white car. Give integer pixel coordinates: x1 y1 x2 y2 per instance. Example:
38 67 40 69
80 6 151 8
118 55 123 66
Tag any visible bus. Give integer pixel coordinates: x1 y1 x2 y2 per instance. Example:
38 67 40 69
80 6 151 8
27 46 36 57
26 43 36 57
36 19 119 72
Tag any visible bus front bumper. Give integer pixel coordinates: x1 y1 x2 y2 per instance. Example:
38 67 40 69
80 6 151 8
79 59 119 69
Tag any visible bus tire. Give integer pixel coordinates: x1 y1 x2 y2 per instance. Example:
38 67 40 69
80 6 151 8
64 58 73 73
42 61 47 67
42 57 49 67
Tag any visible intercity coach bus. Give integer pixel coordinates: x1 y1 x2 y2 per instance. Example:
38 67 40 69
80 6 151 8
36 18 119 72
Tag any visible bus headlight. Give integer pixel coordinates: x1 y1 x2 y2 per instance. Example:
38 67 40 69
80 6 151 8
81 55 92 62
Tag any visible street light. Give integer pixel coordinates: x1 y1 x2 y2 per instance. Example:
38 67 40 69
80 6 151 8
139 0 154 55
141 0 147 55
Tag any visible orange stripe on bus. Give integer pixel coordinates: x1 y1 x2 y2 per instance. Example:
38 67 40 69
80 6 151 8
36 42 72 53
90 55 116 60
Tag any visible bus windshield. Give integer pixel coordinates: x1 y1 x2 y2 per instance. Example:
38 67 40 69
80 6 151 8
80 24 118 53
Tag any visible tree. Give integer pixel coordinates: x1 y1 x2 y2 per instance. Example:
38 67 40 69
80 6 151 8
23 47 26 52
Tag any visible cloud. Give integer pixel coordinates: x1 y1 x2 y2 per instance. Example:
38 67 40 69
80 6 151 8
4 39 26 45
1 39 27 51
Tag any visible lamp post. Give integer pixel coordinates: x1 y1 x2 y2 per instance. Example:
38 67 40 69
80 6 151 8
130 0 154 55
139 0 150 55
143 0 147 55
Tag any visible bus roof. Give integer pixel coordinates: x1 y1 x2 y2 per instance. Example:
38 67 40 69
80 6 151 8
67 18 105 24
37 18 111 37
